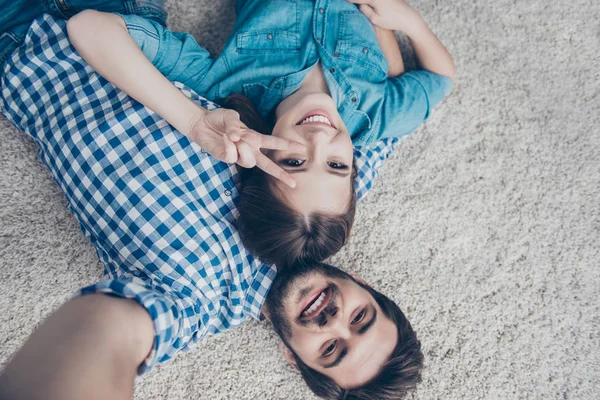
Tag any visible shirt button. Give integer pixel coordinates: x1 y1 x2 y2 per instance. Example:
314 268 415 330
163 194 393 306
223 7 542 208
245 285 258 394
201 148 207 153
224 189 232 196
330 68 335 73
267 33 273 40
333 52 339 57
319 7 324 13
363 47 369 54
317 38 322 44
351 97 358 103
275 83 281 89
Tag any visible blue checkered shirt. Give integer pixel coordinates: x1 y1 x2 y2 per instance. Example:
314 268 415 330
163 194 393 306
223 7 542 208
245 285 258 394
0 15 398 374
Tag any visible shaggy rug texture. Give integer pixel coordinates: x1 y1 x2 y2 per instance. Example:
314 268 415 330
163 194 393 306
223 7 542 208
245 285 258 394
1 0 598 398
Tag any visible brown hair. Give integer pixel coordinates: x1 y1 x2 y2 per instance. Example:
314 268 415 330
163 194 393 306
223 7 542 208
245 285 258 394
293 281 424 399
222 94 358 267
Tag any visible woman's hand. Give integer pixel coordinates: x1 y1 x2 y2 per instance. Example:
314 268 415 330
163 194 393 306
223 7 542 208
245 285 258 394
347 0 423 35
188 109 302 188
348 0 455 78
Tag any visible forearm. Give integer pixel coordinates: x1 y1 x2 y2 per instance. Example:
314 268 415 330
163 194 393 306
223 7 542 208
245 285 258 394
401 15 455 79
0 294 154 400
374 26 405 77
67 10 205 136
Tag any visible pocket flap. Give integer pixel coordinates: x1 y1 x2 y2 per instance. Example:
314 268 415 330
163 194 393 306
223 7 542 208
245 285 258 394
237 30 300 53
334 40 387 71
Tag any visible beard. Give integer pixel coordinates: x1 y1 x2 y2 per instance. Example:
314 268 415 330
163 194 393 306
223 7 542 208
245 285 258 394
265 262 351 343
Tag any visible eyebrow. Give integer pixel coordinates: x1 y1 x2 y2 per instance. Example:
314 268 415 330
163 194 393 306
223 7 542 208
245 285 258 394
283 168 351 178
323 308 378 369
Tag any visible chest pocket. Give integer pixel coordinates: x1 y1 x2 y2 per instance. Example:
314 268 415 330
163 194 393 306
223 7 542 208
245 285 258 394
237 30 300 54
335 11 388 80
236 0 300 54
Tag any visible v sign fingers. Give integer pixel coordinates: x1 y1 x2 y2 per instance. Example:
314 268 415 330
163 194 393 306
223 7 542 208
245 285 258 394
236 140 257 169
258 133 305 152
255 152 297 189
238 129 305 152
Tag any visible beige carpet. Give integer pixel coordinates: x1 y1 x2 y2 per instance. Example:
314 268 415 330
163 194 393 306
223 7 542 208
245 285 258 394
1 0 599 398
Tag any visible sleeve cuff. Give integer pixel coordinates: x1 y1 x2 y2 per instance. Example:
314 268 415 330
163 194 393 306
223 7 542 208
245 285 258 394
115 13 161 64
79 276 180 375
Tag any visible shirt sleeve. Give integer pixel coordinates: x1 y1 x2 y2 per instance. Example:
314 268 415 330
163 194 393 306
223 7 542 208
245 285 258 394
353 139 399 202
116 14 213 89
79 276 198 375
378 70 453 140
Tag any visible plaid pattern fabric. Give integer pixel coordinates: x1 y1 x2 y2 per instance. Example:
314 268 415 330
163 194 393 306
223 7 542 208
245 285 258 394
0 15 398 374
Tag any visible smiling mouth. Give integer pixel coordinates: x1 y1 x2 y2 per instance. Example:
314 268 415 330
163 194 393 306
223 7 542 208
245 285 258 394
299 287 332 319
296 110 336 129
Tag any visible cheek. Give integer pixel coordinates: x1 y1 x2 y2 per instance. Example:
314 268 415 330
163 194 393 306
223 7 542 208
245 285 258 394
271 118 292 139
289 330 321 358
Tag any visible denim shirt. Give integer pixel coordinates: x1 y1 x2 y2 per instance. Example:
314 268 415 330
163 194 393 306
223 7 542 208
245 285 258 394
120 0 452 145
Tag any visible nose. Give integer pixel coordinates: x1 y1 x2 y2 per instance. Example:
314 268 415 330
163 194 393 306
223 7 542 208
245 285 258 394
303 126 337 142
306 128 334 159
325 314 352 340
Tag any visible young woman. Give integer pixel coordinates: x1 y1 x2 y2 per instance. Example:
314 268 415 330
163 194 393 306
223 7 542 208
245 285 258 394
67 0 455 267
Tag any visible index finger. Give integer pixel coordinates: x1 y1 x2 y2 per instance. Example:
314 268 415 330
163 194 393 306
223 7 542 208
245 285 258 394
255 152 297 188
257 133 305 152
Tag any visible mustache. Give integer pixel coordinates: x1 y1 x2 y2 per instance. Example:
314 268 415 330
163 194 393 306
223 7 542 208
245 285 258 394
298 285 339 327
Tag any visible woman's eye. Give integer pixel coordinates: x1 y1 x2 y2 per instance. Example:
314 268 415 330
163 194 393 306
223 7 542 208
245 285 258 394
352 309 366 325
283 159 305 167
322 340 337 357
327 161 348 170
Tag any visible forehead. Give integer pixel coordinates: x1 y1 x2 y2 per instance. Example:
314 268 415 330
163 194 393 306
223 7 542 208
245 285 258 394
274 174 352 214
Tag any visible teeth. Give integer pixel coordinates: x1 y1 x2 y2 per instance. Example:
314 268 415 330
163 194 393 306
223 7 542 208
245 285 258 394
302 290 327 317
300 115 332 126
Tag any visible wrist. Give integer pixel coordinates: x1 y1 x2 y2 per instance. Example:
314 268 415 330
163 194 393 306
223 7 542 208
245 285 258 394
396 12 425 37
185 107 208 139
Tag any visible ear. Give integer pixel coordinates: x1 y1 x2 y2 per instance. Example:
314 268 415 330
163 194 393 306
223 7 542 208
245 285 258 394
350 273 369 287
279 341 299 372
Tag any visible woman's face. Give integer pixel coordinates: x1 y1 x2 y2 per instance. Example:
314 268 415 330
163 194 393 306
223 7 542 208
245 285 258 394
269 92 354 214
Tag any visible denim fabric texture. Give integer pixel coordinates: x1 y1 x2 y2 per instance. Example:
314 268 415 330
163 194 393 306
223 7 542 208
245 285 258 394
119 0 452 145
0 0 167 65
0 15 397 374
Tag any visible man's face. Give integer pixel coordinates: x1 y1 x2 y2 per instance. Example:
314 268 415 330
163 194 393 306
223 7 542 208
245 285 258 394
265 263 398 388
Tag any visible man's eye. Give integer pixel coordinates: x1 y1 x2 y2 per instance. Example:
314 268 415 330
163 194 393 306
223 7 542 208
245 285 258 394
327 161 348 170
322 340 337 357
283 159 305 167
351 309 366 325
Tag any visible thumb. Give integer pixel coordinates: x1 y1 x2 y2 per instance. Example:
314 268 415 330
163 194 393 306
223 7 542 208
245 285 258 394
222 109 241 141
221 133 238 164
359 4 379 24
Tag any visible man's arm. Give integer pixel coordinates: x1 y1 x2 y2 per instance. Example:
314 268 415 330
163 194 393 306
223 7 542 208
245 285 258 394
0 295 154 400
374 26 405 77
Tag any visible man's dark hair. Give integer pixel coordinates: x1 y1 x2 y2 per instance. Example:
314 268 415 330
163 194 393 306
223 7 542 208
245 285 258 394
293 282 423 399
222 94 357 267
